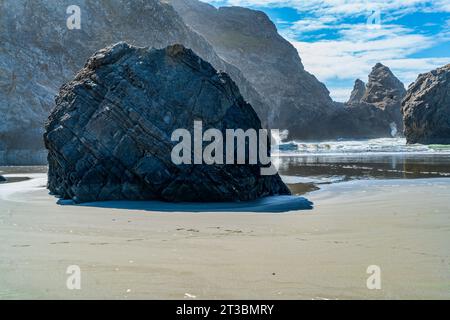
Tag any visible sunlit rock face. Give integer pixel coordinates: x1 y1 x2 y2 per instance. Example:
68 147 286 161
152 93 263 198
44 43 290 203
0 0 268 164
402 64 450 145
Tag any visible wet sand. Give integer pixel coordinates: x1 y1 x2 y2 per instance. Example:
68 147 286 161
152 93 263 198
0 172 449 299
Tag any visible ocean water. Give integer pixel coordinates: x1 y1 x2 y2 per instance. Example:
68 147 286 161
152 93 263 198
1 139 450 190
276 137 450 155
276 138 450 185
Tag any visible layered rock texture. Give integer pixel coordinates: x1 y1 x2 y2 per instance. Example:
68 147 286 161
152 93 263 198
0 0 268 164
44 43 290 203
402 64 450 144
170 0 336 139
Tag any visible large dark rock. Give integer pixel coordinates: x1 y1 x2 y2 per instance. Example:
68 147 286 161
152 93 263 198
44 43 290 203
402 64 450 144
0 175 6 183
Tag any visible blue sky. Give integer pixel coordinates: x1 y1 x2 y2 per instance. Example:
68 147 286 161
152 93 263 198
205 0 450 101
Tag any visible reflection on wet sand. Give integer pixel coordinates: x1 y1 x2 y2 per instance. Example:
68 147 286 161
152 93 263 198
0 166 48 175
0 166 47 184
279 154 450 183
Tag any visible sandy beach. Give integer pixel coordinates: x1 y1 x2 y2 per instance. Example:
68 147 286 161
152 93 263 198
1 0 449 305
0 170 449 300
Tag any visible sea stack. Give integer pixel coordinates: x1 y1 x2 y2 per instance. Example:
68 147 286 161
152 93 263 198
327 63 406 139
402 64 450 144
363 63 406 128
357 63 406 133
347 79 366 105
44 43 290 203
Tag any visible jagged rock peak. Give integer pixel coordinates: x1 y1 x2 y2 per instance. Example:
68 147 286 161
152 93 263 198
402 64 450 144
347 79 366 104
362 63 406 107
44 43 291 203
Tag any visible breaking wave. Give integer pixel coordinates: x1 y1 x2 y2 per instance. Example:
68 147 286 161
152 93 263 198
275 138 450 155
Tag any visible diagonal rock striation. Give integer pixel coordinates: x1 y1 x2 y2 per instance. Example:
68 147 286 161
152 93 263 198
44 43 291 203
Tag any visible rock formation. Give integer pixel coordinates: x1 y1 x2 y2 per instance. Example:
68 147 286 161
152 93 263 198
169 0 336 139
44 43 290 203
402 64 450 144
1 0 419 158
0 0 268 164
347 79 366 105
169 1 410 140
0 175 6 183
333 63 406 138
360 63 406 130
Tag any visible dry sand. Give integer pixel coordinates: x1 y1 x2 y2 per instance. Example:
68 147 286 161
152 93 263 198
0 173 449 299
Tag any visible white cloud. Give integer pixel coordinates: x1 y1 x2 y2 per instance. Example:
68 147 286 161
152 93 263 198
209 0 450 14
291 22 449 90
206 0 450 100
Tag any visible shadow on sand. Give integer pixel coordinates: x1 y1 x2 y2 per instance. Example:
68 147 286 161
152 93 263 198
58 195 314 213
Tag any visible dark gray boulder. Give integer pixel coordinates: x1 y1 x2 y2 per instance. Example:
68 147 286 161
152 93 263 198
0 175 5 183
402 64 450 144
44 43 290 203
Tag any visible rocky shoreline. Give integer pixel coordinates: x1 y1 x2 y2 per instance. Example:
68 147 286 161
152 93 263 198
0 0 448 167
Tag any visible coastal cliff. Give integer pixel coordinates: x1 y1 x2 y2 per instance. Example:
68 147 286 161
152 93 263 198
0 0 268 164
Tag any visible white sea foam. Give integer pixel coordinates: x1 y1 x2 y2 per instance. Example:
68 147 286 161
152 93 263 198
0 173 47 202
0 174 313 212
280 175 346 185
275 138 450 156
